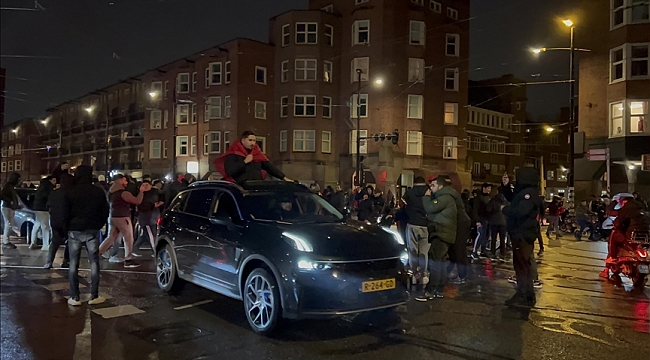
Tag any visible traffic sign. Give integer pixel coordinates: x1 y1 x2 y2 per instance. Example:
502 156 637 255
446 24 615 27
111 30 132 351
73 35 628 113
587 148 607 161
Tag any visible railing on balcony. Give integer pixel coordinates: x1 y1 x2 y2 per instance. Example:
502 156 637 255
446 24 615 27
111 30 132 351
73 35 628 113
129 112 145 122
127 137 144 146
83 123 95 132
83 144 95 152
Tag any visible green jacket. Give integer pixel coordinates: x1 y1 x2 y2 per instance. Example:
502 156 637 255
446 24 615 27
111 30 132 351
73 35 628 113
422 186 458 244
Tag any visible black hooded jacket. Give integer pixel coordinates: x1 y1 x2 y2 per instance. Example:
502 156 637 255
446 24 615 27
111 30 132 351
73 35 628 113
63 165 109 232
32 178 54 211
1 173 21 209
502 167 543 243
403 184 429 227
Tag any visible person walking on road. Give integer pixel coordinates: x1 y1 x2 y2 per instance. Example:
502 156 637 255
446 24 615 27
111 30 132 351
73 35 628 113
44 174 73 269
501 168 543 306
1 172 22 249
31 176 56 250
98 174 150 268
132 179 164 257
403 176 431 288
62 165 109 306
471 183 492 260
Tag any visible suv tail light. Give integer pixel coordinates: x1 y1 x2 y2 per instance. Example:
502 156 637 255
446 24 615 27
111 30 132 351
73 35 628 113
157 216 162 226
636 249 648 259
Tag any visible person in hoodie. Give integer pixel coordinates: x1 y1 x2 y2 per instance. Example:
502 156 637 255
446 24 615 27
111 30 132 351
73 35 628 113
328 184 346 214
45 173 73 269
132 179 164 257
487 190 508 262
30 176 55 250
1 172 22 249
96 175 110 192
98 174 150 268
62 165 109 306
51 162 69 185
471 183 493 260
420 175 458 300
501 167 543 306
403 176 431 287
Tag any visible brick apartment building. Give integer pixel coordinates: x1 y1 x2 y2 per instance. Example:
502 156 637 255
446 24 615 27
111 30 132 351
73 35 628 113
4 0 472 190
1 118 47 184
575 0 650 199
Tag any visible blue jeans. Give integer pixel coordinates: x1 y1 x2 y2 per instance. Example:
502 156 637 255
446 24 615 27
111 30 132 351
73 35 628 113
473 221 488 254
68 230 100 299
577 219 593 238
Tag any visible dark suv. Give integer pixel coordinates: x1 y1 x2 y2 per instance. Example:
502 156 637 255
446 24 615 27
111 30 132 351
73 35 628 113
155 180 409 334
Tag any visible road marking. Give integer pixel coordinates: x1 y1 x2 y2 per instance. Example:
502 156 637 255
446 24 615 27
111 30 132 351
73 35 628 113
0 264 155 275
173 299 213 310
24 272 64 280
43 282 85 291
92 305 145 319
65 293 113 302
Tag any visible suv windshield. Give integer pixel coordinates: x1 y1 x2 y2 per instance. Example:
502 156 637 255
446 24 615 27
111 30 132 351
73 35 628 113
242 191 343 223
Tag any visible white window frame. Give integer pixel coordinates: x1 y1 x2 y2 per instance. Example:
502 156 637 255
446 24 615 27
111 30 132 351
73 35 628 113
293 130 316 152
350 130 368 154
224 132 230 150
611 101 625 137
164 81 169 99
321 131 332 153
150 81 163 98
447 7 459 20
209 62 222 85
0 162 6 173
323 97 332 118
351 94 368 118
163 140 168 158
324 25 334 46
409 21 426 46
14 160 21 171
411 0 424 6
224 96 231 118
279 130 288 152
296 22 318 44
191 103 197 124
177 72 190 93
176 136 189 156
294 95 317 117
446 34 460 56
352 20 370 45
406 131 423 156
445 68 459 91
205 68 210 89
255 101 267 119
611 0 650 29
430 1 442 13
322 4 334 13
207 132 221 154
443 137 458 159
256 136 266 153
255 66 267 85
176 104 189 125
550 153 559 163
208 96 222 119
15 144 21 155
323 61 333 83
7 161 13 171
280 96 289 118
407 95 423 119
281 60 289 82
225 61 231 84
629 43 649 79
444 102 458 125
610 45 626 83
630 100 649 135
351 57 370 82
164 110 169 128
191 72 197 92
190 136 197 156
408 58 425 83
282 24 290 46
295 59 317 81
473 162 481 175
150 110 161 129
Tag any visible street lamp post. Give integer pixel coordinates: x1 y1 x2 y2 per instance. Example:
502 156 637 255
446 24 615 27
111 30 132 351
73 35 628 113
567 20 576 189
356 69 362 187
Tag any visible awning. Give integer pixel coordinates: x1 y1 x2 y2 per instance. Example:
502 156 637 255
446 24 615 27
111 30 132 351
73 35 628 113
574 158 606 181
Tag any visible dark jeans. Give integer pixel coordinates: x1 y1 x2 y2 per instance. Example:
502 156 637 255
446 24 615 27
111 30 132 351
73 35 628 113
577 219 593 236
133 212 158 251
490 224 507 257
68 230 100 299
536 223 544 251
427 238 450 293
448 224 470 279
473 220 489 254
46 226 69 265
511 236 535 297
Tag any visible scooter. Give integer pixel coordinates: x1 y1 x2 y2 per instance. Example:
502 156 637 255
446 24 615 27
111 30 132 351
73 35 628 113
607 230 650 288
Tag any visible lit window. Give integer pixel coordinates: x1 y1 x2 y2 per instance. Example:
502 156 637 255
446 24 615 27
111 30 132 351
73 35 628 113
408 58 425 83
255 66 267 84
176 104 189 124
280 96 289 118
350 130 368 154
325 25 334 46
409 21 426 45
177 73 190 93
445 68 459 91
150 111 162 129
322 131 332 153
296 22 318 44
443 137 457 159
255 101 267 119
279 130 287 152
293 130 316 152
351 57 369 82
406 131 423 156
295 59 317 81
407 95 423 119
176 136 189 156
630 100 648 134
444 103 458 125
352 20 370 45
150 81 162 98
295 95 317 117
209 62 222 85
611 102 624 137
351 94 368 118
323 61 333 82
323 97 332 118
446 34 459 56
282 24 290 46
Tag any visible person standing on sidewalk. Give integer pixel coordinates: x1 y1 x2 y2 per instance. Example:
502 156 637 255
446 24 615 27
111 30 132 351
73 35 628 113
471 183 492 260
487 191 508 262
98 174 150 268
501 168 543 306
546 196 562 239
1 172 22 249
403 176 431 289
62 165 109 306
44 174 73 269
419 175 458 300
30 176 55 250
132 179 164 257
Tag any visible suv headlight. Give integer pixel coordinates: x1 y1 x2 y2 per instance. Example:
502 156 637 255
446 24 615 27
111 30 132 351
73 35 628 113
282 232 313 252
382 227 405 246
296 260 332 271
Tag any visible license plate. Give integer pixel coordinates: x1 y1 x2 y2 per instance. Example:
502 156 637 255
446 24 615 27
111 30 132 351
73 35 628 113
639 265 649 274
361 278 396 293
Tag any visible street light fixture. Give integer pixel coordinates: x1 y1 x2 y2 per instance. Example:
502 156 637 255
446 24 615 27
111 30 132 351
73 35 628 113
546 126 555 133
354 72 385 186
562 19 574 27
149 91 158 99
85 107 93 114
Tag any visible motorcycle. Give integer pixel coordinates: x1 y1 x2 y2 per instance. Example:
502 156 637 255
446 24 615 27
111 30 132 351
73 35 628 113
607 229 650 288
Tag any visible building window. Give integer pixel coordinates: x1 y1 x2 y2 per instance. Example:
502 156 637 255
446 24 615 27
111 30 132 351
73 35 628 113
611 46 625 82
7 161 13 171
209 62 222 85
445 68 459 91
355 0 369 4
255 101 267 119
352 20 370 45
322 4 334 13
611 43 650 82
295 95 317 117
176 104 189 124
322 131 332 153
296 22 318 44
446 34 459 56
295 59 317 81
15 144 21 155
411 0 424 5
225 61 231 84
351 57 370 82
280 130 287 152
281 61 289 82
191 72 197 92
224 131 230 149
208 96 222 119
550 153 559 163
205 68 210 89
350 130 368 154
323 61 333 82
612 0 625 27
408 58 425 83
205 132 221 154
191 103 197 124
498 141 506 154
406 131 423 156
473 162 481 175
14 160 21 171
323 97 332 118
280 96 289 117
630 43 649 78
177 73 190 93
612 0 650 28
447 7 458 20
293 130 316 152
164 81 169 99
224 96 231 118
407 95 423 119
256 137 266 153
443 137 457 159
630 100 649 134
430 1 442 13
190 136 197 156
409 21 426 45
176 136 188 156
282 24 290 46
444 103 458 125
325 25 334 46
351 94 368 118
255 66 267 84
163 140 168 158
0 162 5 173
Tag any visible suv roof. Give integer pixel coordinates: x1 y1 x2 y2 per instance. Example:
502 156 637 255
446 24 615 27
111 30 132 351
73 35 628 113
188 180 311 194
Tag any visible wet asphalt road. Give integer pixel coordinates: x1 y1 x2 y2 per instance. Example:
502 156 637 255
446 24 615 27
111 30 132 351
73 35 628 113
1 236 648 360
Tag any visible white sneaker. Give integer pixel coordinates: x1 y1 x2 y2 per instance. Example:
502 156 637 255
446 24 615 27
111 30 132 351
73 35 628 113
131 252 142 258
88 296 106 305
68 297 81 306
108 256 123 263
422 276 430 285
41 246 50 251
102 252 110 259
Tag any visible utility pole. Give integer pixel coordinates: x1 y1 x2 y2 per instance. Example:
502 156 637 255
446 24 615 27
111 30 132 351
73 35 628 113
355 68 362 186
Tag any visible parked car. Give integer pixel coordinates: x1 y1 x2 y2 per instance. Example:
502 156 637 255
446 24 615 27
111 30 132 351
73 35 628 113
0 188 42 243
155 180 409 334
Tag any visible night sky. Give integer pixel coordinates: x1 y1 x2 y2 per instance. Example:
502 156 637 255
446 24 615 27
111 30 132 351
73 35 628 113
1 0 576 124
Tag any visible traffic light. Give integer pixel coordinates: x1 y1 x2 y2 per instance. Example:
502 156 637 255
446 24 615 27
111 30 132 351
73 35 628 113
391 129 399 145
370 130 399 144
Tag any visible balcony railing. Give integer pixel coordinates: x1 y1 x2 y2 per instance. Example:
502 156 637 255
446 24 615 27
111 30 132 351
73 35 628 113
83 144 95 152
70 146 81 154
83 123 95 132
127 137 144 146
